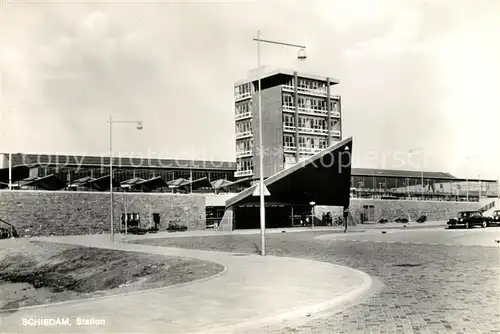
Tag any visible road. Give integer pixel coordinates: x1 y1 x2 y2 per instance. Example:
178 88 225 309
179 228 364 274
260 227 500 334
318 226 500 247
143 226 500 333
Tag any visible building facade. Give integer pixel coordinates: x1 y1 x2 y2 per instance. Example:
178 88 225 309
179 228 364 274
234 69 342 179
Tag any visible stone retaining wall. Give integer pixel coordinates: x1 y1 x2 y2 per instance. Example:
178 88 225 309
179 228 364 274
349 198 481 222
316 199 481 223
0 190 206 237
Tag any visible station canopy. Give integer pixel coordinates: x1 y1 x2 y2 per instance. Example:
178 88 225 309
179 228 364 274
17 174 67 191
226 137 353 208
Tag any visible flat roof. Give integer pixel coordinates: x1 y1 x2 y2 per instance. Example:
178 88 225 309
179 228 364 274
234 68 340 87
3 153 237 171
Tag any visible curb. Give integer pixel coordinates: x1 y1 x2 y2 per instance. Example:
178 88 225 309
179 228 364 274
0 262 228 314
196 261 373 334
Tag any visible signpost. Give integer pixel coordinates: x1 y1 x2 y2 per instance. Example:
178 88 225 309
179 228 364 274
252 183 271 197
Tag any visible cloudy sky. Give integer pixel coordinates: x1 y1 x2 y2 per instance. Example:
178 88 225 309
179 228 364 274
1 0 499 179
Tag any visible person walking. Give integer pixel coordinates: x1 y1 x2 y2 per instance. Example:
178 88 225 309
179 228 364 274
343 207 349 233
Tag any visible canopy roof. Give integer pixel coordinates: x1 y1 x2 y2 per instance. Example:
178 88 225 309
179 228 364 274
68 176 95 188
167 178 190 188
17 174 67 191
0 165 31 187
227 137 353 208
120 177 146 188
135 176 167 192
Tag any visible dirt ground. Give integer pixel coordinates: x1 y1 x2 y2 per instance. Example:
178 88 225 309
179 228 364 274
0 238 224 310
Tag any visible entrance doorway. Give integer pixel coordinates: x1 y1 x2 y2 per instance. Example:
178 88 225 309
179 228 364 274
362 205 375 222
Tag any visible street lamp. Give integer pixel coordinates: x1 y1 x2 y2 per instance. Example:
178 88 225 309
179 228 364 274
0 108 13 190
108 115 143 242
253 31 307 256
409 148 425 199
309 201 316 228
464 155 481 202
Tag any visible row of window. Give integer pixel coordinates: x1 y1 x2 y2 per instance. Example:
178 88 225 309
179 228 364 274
283 115 340 130
283 94 339 111
235 119 252 134
236 158 253 171
283 135 329 149
235 83 252 97
235 101 252 116
236 138 253 152
285 78 328 91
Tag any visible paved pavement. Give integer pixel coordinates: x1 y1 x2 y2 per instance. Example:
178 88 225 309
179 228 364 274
317 226 500 247
251 228 500 333
137 228 500 333
117 220 446 242
0 234 372 333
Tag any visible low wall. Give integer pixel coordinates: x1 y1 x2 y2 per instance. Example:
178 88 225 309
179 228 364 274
0 190 206 237
315 199 481 223
349 198 481 222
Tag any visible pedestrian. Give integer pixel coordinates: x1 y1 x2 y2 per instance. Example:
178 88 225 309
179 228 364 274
343 207 349 233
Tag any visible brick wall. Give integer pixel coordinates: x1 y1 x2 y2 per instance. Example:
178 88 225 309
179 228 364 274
349 198 481 222
0 190 206 237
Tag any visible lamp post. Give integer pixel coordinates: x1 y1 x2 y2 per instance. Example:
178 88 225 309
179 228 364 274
109 115 143 242
464 155 481 202
253 31 307 256
0 108 13 190
409 148 424 200
309 201 316 228
478 174 481 200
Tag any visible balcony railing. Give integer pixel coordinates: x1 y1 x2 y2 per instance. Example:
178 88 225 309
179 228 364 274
298 127 328 135
235 92 252 102
298 147 324 154
235 112 252 120
236 150 253 158
235 169 253 177
282 105 341 118
284 125 335 136
235 131 252 139
282 85 328 97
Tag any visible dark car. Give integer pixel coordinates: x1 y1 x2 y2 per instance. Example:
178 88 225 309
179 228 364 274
0 227 10 239
447 211 489 229
416 215 427 223
489 210 500 225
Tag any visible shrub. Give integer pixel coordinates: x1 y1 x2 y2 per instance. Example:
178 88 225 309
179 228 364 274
167 223 188 232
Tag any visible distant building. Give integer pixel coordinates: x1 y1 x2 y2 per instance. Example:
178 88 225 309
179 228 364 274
234 68 342 179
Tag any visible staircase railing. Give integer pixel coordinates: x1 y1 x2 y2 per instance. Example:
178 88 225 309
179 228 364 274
479 201 496 213
0 217 18 238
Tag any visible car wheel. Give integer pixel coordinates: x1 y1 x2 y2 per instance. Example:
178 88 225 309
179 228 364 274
465 222 469 229
482 221 488 228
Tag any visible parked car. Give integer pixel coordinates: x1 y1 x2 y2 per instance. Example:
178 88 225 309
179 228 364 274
0 227 10 239
395 217 409 223
447 211 489 229
378 218 388 224
488 210 500 225
416 215 427 223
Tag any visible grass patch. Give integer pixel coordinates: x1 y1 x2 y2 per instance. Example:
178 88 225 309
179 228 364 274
0 239 224 310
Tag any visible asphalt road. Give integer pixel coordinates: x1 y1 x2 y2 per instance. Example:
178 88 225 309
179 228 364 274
318 226 500 247
142 227 500 333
